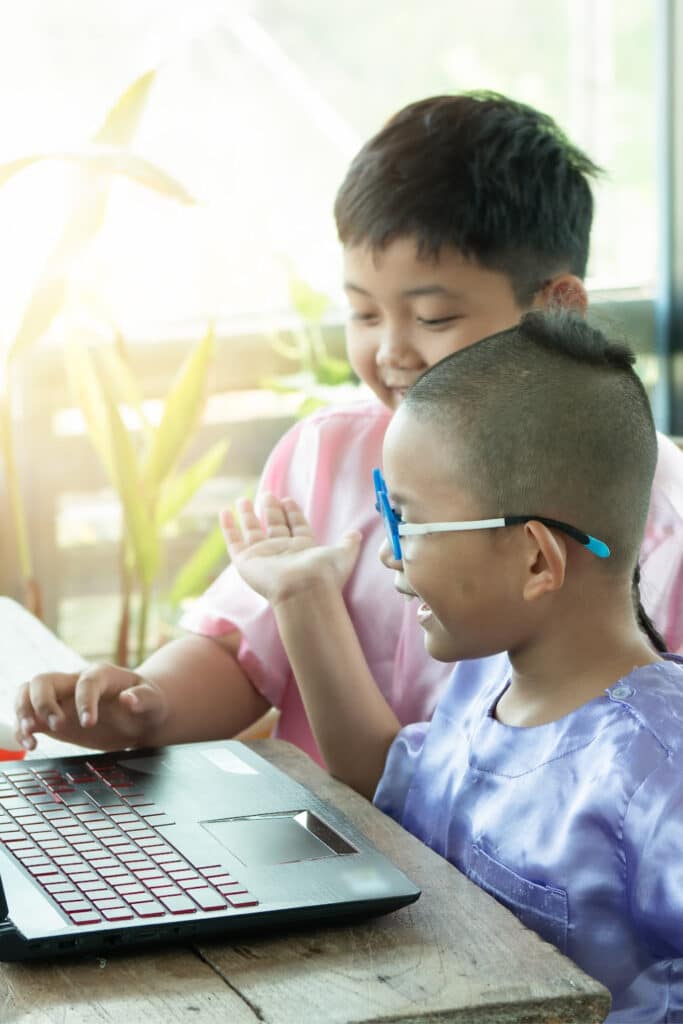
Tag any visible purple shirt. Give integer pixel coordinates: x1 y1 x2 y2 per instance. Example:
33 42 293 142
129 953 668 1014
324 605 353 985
374 654 683 1022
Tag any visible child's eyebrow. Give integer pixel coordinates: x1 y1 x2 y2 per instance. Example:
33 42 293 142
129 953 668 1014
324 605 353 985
401 285 464 299
343 281 371 295
344 280 465 300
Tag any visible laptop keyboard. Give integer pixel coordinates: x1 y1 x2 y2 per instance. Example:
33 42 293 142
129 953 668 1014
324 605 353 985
0 760 259 926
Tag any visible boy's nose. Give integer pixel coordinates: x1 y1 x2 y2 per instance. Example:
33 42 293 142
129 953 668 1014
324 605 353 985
376 325 422 369
379 537 402 571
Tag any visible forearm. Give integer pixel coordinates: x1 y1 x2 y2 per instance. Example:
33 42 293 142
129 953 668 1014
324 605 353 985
274 584 400 799
138 633 270 746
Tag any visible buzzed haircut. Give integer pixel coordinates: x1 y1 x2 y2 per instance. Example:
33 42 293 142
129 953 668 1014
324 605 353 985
403 309 657 573
334 93 601 306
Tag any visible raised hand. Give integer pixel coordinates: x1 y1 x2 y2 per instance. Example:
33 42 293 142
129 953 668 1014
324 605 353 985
221 493 361 606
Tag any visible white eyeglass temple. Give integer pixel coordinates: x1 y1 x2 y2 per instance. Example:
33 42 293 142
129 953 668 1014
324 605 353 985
397 518 507 537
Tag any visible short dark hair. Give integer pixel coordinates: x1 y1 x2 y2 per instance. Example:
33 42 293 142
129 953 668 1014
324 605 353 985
403 309 656 572
334 93 602 306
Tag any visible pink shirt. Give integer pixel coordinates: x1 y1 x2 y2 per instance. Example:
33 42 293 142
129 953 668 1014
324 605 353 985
181 401 683 765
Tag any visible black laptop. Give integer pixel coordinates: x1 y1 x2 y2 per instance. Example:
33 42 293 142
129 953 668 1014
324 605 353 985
0 739 420 960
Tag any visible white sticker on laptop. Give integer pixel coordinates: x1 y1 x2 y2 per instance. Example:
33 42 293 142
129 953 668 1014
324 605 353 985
202 748 258 775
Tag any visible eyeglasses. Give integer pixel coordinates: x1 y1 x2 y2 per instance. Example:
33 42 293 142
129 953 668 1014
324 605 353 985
372 468 610 562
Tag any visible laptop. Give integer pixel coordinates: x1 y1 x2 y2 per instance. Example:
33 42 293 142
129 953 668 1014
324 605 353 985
0 739 420 961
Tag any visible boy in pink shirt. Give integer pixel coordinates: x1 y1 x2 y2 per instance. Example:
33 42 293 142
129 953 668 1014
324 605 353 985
15 93 683 762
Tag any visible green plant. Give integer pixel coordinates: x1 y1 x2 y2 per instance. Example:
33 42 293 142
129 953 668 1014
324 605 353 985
67 326 229 665
0 69 194 617
267 274 357 417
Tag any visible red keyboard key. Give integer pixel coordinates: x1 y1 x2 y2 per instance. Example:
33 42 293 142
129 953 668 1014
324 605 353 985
63 863 89 875
132 901 165 917
227 894 259 908
101 907 134 921
126 891 156 904
70 911 102 925
112 883 145 896
39 842 71 854
188 887 228 911
22 855 52 868
91 897 125 910
148 884 181 897
142 815 175 827
79 882 114 896
215 881 245 894
69 871 99 884
53 890 80 903
61 899 92 913
159 895 196 915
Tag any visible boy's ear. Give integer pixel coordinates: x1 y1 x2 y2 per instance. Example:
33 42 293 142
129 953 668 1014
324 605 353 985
532 274 588 315
521 520 567 602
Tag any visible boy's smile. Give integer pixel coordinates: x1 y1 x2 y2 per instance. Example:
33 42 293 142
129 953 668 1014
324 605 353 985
343 237 528 409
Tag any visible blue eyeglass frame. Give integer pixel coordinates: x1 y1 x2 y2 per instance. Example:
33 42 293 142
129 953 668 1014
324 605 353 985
372 468 610 561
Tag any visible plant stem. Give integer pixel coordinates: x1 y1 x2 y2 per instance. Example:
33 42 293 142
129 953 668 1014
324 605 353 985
137 578 150 666
0 392 33 580
116 540 132 667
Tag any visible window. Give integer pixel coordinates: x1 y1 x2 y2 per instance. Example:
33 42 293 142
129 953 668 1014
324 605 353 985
0 0 657 333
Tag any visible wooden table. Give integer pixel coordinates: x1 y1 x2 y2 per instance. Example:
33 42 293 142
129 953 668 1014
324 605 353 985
0 597 611 1023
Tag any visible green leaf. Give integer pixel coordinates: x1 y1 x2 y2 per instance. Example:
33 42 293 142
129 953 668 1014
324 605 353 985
94 69 156 147
0 156 42 191
260 371 312 394
166 524 228 608
296 395 327 418
142 324 215 490
0 67 157 192
61 146 196 205
0 145 195 206
98 341 151 435
314 355 355 386
268 329 302 361
99 379 160 586
9 275 67 364
288 276 330 324
157 439 230 527
64 340 113 476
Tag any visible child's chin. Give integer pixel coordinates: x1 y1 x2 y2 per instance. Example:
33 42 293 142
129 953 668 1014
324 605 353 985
423 633 460 663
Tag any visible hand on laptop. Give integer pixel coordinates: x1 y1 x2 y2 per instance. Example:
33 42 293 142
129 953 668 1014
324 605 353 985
221 493 361 607
14 664 168 752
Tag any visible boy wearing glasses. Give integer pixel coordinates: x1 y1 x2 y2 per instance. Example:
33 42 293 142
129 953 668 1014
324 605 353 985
222 310 683 1021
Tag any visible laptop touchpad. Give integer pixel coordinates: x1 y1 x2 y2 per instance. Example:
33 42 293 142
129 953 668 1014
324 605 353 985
202 811 356 865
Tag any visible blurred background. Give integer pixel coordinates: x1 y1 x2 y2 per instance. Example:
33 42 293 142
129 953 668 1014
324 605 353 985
0 0 679 661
